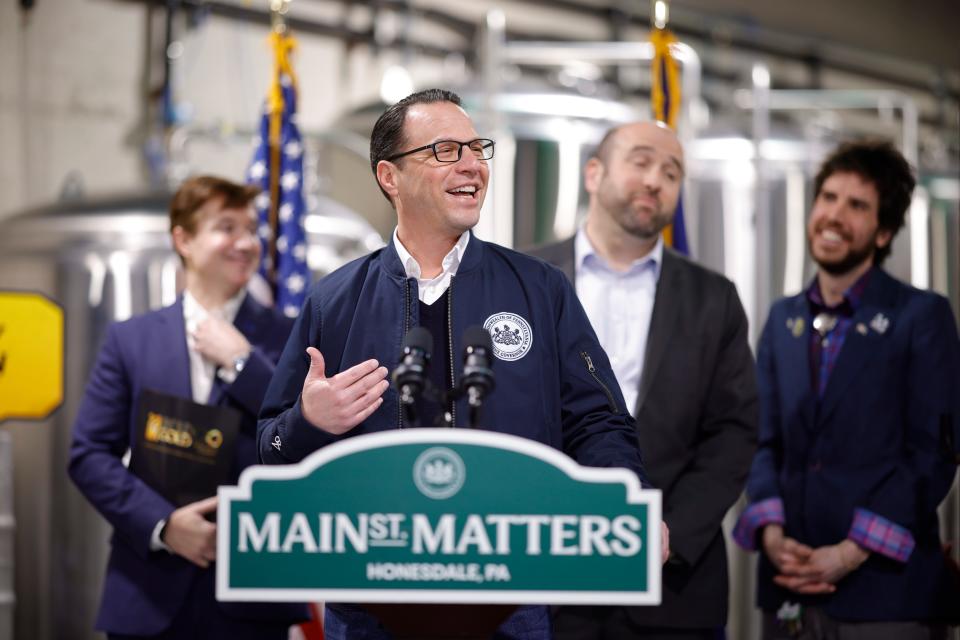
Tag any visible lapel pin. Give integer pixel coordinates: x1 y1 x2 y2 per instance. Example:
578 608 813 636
869 313 890 335
856 323 868 335
786 316 805 338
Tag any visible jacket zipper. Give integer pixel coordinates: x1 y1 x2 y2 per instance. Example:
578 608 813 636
580 351 619 414
398 278 412 429
447 279 456 427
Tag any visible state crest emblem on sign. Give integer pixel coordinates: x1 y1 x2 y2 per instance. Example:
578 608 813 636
483 312 533 361
413 447 466 500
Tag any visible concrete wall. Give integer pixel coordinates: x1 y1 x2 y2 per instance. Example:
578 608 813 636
0 0 145 221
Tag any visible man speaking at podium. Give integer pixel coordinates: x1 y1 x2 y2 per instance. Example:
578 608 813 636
258 88 665 639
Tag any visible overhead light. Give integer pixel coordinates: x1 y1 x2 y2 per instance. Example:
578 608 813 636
380 65 414 105
751 64 770 89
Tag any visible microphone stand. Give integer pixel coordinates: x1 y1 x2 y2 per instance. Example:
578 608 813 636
466 388 483 430
398 386 420 429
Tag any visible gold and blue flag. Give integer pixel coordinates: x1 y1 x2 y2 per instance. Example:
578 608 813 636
650 27 689 255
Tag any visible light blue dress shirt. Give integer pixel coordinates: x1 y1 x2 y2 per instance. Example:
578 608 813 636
574 228 663 417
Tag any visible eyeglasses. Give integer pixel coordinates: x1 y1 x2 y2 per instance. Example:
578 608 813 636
386 138 495 164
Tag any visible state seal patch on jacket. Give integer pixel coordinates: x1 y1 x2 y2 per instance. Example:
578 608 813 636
483 312 533 361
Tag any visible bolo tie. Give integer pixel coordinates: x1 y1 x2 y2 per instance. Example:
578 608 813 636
812 312 838 344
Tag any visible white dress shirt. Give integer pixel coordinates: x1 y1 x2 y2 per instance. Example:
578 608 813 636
393 228 470 305
182 289 245 403
574 228 663 417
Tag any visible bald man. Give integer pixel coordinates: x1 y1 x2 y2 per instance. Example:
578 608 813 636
529 122 758 639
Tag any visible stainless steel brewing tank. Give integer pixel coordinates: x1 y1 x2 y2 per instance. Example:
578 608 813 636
1 193 175 640
0 192 382 640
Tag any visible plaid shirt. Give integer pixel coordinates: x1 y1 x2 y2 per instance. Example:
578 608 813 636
734 498 914 563
732 497 784 549
735 268 915 563
807 269 872 397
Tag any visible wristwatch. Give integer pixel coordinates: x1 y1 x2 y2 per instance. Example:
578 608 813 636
232 352 250 375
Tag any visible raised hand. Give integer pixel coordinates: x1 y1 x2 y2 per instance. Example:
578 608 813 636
301 347 390 435
162 496 218 568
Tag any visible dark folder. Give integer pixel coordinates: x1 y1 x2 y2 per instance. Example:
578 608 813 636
130 389 241 507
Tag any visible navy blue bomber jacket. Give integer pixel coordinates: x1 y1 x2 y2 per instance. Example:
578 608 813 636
257 233 650 487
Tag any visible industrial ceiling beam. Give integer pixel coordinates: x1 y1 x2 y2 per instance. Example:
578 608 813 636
115 0 959 105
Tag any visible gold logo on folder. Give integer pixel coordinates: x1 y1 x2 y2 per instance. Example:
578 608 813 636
142 411 195 449
204 429 224 450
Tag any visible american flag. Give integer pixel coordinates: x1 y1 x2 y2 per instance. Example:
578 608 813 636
246 34 309 318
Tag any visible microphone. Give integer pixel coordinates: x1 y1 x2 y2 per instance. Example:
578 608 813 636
461 325 495 427
392 327 433 427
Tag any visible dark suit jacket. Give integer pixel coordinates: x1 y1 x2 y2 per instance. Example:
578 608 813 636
68 295 306 636
530 238 758 629
747 268 960 621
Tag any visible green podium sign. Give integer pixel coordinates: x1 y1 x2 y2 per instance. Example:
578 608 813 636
217 429 661 605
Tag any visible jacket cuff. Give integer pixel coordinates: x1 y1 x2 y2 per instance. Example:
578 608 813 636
279 396 342 460
733 497 785 551
848 508 915 563
223 348 274 419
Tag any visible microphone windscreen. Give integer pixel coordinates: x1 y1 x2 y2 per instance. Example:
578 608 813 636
463 325 493 351
403 326 434 357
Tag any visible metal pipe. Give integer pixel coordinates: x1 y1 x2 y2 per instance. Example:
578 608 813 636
783 167 808 294
502 41 654 64
120 0 455 59
498 39 702 139
493 0 958 101
0 432 13 640
477 9 514 247
751 63 771 347
161 0 179 127
671 42 702 169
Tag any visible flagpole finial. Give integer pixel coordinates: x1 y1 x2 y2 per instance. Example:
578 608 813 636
271 0 291 34
652 0 669 29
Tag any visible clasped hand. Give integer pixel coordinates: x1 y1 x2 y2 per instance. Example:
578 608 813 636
762 524 868 594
